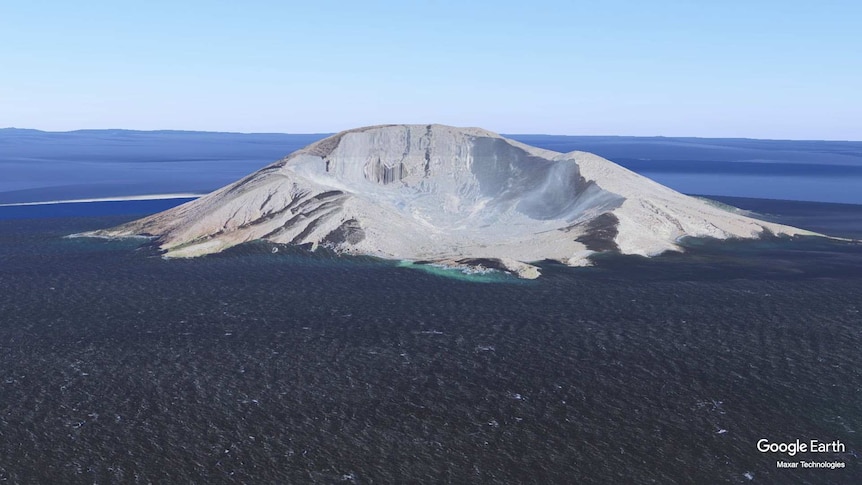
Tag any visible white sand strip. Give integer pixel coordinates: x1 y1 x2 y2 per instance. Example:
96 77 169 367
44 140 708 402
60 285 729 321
0 193 204 207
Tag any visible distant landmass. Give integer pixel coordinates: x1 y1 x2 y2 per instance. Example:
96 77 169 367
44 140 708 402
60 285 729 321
3 127 862 205
78 125 819 278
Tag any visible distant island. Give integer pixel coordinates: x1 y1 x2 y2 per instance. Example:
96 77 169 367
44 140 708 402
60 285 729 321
74 125 823 278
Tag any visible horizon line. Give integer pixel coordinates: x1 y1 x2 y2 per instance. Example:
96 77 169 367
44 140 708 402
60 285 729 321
1 126 860 144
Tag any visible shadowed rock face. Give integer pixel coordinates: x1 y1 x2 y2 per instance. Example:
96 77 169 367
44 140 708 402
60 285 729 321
574 213 620 252
470 137 608 220
78 124 818 278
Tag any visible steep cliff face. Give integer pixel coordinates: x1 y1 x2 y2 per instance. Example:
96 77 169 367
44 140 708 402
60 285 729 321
79 124 818 278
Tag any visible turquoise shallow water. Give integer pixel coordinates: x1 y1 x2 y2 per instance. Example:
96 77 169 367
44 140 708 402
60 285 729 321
396 260 527 284
1 206 861 483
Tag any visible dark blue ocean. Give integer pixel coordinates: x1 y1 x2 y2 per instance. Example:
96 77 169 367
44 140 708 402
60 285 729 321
1 130 861 483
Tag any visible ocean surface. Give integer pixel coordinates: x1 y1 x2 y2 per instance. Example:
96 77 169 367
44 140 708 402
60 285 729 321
0 199 861 484
2 130 862 483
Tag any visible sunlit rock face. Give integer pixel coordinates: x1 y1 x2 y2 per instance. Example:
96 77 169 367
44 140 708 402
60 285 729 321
81 124 817 278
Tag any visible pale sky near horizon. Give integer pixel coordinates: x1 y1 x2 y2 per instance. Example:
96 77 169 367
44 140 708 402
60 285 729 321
1 1 860 139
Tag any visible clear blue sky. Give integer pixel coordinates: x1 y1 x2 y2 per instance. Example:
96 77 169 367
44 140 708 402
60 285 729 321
1 1 859 139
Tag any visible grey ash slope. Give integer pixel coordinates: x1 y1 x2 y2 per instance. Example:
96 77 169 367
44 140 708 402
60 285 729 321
81 124 819 278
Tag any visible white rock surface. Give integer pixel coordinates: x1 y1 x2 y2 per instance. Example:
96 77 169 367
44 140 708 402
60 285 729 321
78 124 820 278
